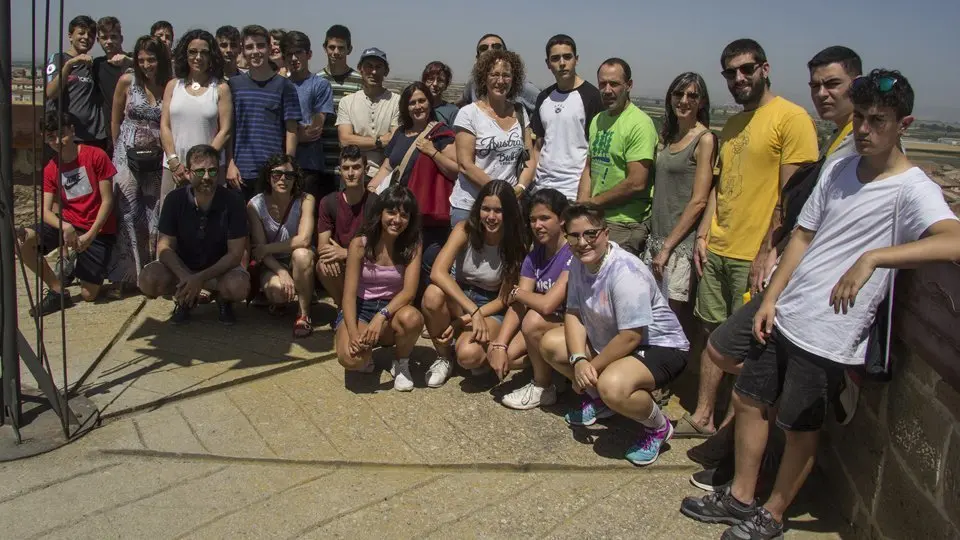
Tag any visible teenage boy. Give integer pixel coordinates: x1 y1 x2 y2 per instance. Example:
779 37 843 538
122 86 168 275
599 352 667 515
92 16 132 150
282 31 335 198
45 15 108 150
139 144 250 325
215 25 242 79
681 69 960 539
227 25 301 199
318 25 363 190
539 204 689 466
336 47 399 179
150 21 174 53
17 111 116 315
315 145 379 307
530 34 602 200
578 58 657 256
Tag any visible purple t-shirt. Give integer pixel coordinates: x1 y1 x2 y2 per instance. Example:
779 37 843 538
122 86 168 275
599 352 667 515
520 243 573 304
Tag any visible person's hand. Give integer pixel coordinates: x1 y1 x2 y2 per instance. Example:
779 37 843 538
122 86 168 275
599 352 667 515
170 159 189 185
226 161 244 189
487 344 509 380
67 54 93 70
749 249 777 294
360 315 386 348
651 247 671 281
348 333 367 356
76 231 94 253
251 244 269 262
574 360 598 391
470 311 489 344
831 254 877 315
752 300 777 344
440 314 468 342
108 53 130 67
319 261 341 277
416 138 437 158
298 124 322 142
693 237 708 277
318 244 347 264
513 184 527 198
276 270 295 302
61 224 79 250
175 273 205 306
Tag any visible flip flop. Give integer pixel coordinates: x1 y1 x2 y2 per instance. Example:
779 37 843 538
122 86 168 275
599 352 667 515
673 413 717 439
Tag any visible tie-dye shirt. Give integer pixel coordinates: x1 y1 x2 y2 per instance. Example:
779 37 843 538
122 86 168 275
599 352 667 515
566 242 690 352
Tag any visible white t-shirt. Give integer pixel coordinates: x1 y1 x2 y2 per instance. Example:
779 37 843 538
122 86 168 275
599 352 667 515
335 89 400 177
531 82 603 200
566 242 690 353
775 156 958 365
450 103 527 210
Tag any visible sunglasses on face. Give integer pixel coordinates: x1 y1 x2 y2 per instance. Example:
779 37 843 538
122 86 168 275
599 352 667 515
721 62 760 81
270 169 298 180
564 228 605 245
477 43 504 54
671 90 700 101
852 75 899 93
191 167 218 178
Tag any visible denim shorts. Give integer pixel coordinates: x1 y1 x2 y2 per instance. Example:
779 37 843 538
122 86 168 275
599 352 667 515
462 284 504 322
450 207 470 229
335 297 391 330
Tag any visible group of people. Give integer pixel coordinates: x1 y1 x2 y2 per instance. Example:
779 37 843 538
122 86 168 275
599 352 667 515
19 14 960 540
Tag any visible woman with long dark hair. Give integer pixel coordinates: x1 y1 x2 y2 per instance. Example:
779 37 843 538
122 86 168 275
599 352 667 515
247 154 316 337
108 35 172 287
335 185 424 392
643 72 716 314
421 61 458 125
421 180 529 388
161 29 232 204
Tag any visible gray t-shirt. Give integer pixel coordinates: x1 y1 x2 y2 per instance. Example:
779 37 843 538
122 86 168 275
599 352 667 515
456 242 502 292
46 52 107 142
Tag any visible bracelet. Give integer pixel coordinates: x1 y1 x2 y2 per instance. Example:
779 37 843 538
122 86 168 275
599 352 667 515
509 285 520 300
490 343 508 351
431 150 438 158
471 306 482 316
516 184 526 191
378 307 391 320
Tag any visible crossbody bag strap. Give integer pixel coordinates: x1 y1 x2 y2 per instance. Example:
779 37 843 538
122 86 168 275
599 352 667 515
392 121 438 187
270 196 296 243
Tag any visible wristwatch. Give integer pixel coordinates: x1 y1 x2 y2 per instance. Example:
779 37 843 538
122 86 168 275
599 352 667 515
378 306 391 320
568 353 588 366
375 136 383 151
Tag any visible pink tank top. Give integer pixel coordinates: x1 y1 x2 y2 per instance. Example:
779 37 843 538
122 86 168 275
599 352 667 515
355 238 405 300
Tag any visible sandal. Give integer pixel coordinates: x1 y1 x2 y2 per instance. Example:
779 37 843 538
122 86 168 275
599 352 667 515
673 413 717 439
293 315 313 338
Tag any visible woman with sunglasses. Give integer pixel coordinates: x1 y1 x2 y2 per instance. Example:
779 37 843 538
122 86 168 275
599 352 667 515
247 154 316 337
540 204 690 466
489 188 573 410
421 180 529 388
108 36 172 288
161 29 232 207
335 185 424 391
451 50 534 227
643 73 716 316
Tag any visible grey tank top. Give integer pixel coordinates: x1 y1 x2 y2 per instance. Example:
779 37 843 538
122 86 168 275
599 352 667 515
649 130 713 259
456 242 502 292
250 193 303 244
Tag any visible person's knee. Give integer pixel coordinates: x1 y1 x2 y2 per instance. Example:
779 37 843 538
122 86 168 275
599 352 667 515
292 248 314 273
456 344 484 369
263 280 286 304
706 342 740 374
421 284 446 314
597 371 632 406
138 264 173 298
19 228 38 250
218 270 250 301
539 327 566 363
733 389 765 414
338 351 367 371
79 283 101 302
394 307 424 333
520 310 551 341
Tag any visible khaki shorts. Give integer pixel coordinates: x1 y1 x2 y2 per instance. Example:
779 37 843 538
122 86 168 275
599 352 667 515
694 250 751 325
642 246 694 303
606 220 649 256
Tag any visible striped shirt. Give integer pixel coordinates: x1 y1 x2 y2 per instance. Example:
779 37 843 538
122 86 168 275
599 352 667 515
318 67 363 176
229 73 302 186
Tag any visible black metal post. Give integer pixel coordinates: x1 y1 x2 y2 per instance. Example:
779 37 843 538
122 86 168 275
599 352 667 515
0 0 23 429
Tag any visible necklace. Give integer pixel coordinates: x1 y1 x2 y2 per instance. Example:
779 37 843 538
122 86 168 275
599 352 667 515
190 80 201 91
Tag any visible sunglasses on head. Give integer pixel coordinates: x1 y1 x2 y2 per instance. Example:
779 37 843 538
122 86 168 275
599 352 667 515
721 62 761 81
671 90 700 101
270 169 298 180
852 75 898 93
477 43 504 54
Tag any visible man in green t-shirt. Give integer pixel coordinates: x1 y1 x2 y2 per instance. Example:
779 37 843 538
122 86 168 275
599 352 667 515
578 57 657 256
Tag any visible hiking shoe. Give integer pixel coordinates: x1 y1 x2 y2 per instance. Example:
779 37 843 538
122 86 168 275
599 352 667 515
564 394 615 426
218 300 236 326
721 507 784 539
680 486 757 526
691 460 735 492
426 357 452 388
393 359 414 392
169 301 192 325
625 420 674 466
834 368 861 425
29 288 72 317
502 382 557 410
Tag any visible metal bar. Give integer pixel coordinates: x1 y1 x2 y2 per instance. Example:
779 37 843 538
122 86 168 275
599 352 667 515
54 0 68 438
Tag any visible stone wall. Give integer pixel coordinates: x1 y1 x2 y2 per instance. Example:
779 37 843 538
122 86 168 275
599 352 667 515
819 261 960 539
10 104 44 186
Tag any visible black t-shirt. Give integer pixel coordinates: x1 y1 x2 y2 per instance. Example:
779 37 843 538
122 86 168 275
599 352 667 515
158 186 249 271
384 128 454 185
46 52 107 142
93 55 131 139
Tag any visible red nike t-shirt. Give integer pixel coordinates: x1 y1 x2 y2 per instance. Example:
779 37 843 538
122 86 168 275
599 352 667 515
42 144 117 234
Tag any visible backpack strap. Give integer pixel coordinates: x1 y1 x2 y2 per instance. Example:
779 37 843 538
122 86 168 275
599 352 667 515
390 121 438 187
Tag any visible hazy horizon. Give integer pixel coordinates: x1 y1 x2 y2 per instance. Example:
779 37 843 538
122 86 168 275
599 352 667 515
11 0 960 122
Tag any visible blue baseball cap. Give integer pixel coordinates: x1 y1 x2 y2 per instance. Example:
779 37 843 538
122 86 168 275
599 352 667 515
358 47 389 68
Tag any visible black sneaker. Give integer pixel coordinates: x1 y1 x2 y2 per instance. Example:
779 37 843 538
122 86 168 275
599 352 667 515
690 459 734 492
721 507 784 539
680 486 757 526
687 419 736 468
29 288 73 317
170 302 192 325
218 300 236 325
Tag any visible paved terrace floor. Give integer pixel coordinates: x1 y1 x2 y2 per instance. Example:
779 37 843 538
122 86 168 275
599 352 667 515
1 276 849 539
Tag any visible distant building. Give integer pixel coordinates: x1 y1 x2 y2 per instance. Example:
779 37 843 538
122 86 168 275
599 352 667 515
938 137 960 146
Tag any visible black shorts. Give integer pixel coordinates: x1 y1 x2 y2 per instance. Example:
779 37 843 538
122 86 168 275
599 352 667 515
633 345 688 389
733 327 845 432
709 290 765 362
32 222 115 286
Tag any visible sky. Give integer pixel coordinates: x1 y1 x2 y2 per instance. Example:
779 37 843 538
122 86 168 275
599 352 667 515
11 0 960 122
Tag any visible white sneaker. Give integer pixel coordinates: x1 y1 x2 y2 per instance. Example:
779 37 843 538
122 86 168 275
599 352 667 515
426 357 451 388
393 359 414 392
502 382 557 410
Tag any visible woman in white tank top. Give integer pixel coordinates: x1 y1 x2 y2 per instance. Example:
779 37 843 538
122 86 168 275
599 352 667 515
160 29 233 206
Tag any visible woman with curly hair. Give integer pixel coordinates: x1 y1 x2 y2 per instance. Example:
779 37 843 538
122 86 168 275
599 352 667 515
421 61 458 126
160 29 232 205
336 185 424 391
421 180 529 388
450 50 534 227
247 154 317 336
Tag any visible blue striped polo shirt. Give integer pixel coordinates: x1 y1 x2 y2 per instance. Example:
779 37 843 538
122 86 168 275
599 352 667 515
229 73 302 187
